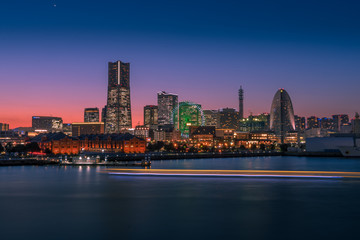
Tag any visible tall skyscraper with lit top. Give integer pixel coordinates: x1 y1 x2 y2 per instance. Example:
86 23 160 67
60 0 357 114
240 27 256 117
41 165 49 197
270 88 295 143
105 61 132 133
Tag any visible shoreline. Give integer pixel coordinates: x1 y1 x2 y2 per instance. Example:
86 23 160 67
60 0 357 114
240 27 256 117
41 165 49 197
0 151 354 167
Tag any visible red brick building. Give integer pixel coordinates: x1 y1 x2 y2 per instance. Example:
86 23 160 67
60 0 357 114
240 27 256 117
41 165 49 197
30 132 146 155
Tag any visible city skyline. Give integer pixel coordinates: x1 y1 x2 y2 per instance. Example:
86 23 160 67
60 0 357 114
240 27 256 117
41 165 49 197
1 1 360 128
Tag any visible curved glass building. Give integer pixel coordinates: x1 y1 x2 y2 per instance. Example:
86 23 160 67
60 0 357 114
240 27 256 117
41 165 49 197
270 89 295 143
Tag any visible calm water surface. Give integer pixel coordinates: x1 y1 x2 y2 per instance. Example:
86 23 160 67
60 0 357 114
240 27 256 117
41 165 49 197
1 156 360 240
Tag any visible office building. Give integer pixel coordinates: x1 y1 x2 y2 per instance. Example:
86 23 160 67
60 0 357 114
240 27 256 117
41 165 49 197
172 101 204 137
144 105 158 127
72 122 105 137
157 91 178 126
218 108 239 130
294 115 306 131
307 116 320 129
32 116 63 132
105 61 132 133
203 110 218 127
353 112 360 134
84 108 100 122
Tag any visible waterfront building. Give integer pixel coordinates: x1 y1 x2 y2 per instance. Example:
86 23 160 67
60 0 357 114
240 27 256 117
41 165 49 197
157 91 178 126
203 110 218 127
105 61 132 133
0 123 9 131
172 101 204 137
144 105 158 128
307 116 320 129
238 114 269 132
269 89 295 144
30 132 146 154
72 122 104 137
294 115 306 131
353 112 360 134
32 116 63 132
332 114 350 131
217 108 239 130
189 126 216 143
84 108 100 122
320 117 334 129
215 129 235 140
238 86 244 119
134 125 150 139
153 125 181 141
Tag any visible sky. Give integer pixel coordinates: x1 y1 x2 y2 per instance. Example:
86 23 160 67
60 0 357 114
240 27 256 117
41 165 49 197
1 0 360 128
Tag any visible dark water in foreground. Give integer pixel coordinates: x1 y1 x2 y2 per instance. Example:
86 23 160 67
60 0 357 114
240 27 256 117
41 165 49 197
1 156 360 240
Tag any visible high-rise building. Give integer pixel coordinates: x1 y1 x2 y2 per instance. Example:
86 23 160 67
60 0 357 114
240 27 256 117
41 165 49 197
294 115 306 131
307 116 320 129
105 61 132 133
238 86 244 119
157 91 178 126
32 116 63 132
0 123 9 131
172 101 204 137
84 108 100 122
144 105 158 127
352 112 360 134
269 89 295 143
332 114 349 131
320 117 333 129
101 106 107 123
217 108 239 130
203 110 218 127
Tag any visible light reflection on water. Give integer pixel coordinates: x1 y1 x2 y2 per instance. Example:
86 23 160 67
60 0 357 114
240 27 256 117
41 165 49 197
0 156 360 240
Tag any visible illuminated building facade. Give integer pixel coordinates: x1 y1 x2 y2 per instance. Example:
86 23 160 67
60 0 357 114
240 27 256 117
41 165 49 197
307 116 320 129
203 110 218 127
320 117 334 129
294 115 306 131
217 108 239 130
84 108 100 122
31 132 146 154
32 116 63 132
144 105 158 127
269 89 295 143
332 114 350 131
105 61 132 133
238 114 269 132
172 101 204 137
72 122 105 137
157 91 178 126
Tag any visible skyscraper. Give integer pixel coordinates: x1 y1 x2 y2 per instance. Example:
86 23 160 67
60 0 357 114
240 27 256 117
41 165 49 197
144 105 158 127
105 61 132 133
84 108 99 122
269 89 295 143
238 86 244 119
157 91 178 126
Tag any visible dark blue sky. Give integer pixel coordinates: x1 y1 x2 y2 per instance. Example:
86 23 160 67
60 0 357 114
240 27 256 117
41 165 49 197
1 0 360 126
